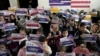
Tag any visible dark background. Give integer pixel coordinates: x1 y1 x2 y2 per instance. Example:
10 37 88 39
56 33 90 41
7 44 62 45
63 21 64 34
18 0 38 8
0 0 10 10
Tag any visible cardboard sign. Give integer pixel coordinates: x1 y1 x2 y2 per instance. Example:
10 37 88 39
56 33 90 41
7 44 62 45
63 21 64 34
82 34 96 42
4 23 16 31
29 34 40 41
60 37 74 46
56 52 75 56
26 41 43 56
26 20 39 29
38 14 49 23
11 33 25 41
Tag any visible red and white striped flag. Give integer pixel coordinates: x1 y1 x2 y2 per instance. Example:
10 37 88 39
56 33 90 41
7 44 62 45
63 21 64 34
71 0 90 8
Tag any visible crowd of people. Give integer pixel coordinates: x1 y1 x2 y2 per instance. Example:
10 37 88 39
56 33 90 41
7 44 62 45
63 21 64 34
0 8 100 56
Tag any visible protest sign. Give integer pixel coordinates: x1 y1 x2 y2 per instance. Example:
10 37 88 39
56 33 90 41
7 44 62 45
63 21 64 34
0 52 9 56
26 20 39 29
38 14 49 23
4 23 16 31
60 37 74 46
56 52 75 56
26 41 43 56
82 34 96 42
11 33 25 41
0 22 4 29
29 34 40 41
15 8 28 16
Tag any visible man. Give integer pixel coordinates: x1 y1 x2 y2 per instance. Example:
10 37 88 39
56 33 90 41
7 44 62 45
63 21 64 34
74 23 90 46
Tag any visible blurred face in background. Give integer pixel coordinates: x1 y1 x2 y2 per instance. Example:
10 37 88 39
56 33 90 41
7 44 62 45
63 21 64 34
80 25 87 32
10 15 15 20
52 24 59 32
62 31 68 37
0 44 6 51
20 30 26 35
79 44 86 51
69 17 74 26
92 24 99 33
0 16 4 21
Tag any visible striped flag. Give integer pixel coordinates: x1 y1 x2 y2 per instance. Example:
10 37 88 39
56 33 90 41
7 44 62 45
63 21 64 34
49 0 90 8
49 0 71 6
71 0 90 8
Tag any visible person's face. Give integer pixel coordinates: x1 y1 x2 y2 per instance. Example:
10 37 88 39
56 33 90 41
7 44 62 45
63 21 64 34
79 44 86 51
0 45 6 51
92 25 99 32
0 16 4 21
20 30 26 35
10 15 15 19
80 25 86 32
52 25 58 31
62 31 68 37
69 18 74 25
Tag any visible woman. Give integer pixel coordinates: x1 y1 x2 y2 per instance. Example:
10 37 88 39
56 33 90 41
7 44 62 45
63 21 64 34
18 36 52 56
73 43 90 55
47 24 61 56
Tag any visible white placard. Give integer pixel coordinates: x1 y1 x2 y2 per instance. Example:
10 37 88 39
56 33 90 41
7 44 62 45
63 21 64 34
38 14 49 23
56 52 75 56
4 23 16 31
26 20 39 29
60 37 74 46
26 41 43 56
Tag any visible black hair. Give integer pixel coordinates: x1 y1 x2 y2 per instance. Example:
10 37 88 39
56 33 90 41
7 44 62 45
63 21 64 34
80 23 86 27
61 29 68 33
19 40 26 49
39 35 46 42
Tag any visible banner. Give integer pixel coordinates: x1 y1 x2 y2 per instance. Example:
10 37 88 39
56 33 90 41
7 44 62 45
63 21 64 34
60 37 74 46
11 33 25 41
26 41 43 56
26 20 39 29
56 52 75 56
38 14 49 23
4 23 16 31
82 34 96 42
29 34 40 41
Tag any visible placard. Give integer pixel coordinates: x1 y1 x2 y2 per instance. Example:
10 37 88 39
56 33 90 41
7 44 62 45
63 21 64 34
29 34 40 41
56 52 75 56
4 23 16 31
60 37 74 46
29 9 38 16
84 15 91 21
82 34 96 42
26 20 39 29
0 22 4 29
26 41 43 56
0 52 9 56
11 33 25 41
38 14 49 23
15 8 27 16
